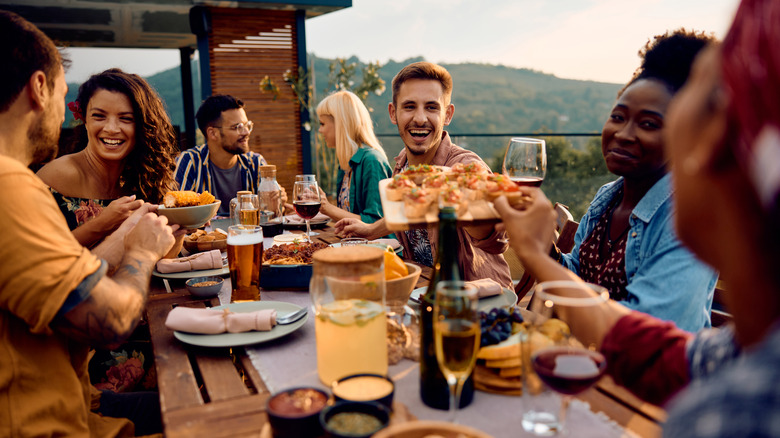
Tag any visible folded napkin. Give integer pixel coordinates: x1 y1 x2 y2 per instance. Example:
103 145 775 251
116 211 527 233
165 306 277 334
285 212 330 224
370 238 402 251
156 249 222 273
466 278 503 298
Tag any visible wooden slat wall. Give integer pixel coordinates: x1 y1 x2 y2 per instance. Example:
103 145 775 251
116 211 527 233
207 7 302 194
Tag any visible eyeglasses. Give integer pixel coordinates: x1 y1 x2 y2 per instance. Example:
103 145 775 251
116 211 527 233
214 121 254 133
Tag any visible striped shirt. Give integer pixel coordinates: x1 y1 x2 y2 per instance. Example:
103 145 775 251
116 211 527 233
174 144 267 212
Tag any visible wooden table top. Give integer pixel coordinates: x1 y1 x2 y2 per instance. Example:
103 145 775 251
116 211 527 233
146 225 664 437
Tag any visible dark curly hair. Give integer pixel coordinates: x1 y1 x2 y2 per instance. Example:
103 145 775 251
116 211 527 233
72 68 178 203
622 28 716 95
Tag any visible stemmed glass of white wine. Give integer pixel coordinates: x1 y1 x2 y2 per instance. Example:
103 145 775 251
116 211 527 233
502 137 547 187
434 281 480 423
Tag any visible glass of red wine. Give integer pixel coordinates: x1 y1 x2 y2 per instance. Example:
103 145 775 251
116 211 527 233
502 137 546 188
292 180 321 240
521 281 609 435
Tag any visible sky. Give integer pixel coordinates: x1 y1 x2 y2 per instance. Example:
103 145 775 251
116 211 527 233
64 0 740 86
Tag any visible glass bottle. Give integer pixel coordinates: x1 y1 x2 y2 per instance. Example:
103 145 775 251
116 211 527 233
258 165 283 221
419 206 474 409
230 190 252 226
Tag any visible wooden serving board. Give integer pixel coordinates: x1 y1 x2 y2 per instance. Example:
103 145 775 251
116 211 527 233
379 178 501 231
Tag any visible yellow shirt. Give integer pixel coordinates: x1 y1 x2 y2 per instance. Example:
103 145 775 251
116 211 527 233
0 156 132 437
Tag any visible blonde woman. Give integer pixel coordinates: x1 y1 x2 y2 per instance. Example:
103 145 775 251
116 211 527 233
316 90 392 223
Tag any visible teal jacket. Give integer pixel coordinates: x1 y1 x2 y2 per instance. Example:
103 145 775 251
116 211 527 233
336 146 392 224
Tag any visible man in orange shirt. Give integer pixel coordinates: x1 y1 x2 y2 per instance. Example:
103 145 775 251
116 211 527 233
0 11 176 437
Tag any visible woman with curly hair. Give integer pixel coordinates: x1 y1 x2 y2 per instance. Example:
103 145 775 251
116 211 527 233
38 68 178 248
512 29 719 332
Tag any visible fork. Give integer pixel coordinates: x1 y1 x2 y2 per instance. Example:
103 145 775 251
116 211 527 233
276 307 308 325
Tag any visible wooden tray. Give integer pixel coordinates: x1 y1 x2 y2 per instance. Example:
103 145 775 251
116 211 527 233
379 178 501 231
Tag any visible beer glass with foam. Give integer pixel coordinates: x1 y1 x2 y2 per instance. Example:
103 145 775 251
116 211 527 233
227 225 263 302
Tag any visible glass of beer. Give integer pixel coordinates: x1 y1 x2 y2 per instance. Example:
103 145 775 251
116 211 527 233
238 193 260 226
227 225 263 302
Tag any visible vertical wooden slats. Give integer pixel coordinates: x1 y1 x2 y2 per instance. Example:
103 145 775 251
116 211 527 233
207 7 303 193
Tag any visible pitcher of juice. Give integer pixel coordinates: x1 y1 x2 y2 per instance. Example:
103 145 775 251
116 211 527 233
311 246 387 385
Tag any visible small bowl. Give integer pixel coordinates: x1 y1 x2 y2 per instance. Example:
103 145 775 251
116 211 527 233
331 374 394 411
182 236 227 254
267 387 329 438
385 263 422 312
157 201 221 229
372 420 492 438
320 401 391 438
185 276 224 298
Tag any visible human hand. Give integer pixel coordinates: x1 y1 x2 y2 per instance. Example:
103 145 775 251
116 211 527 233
334 217 370 238
124 212 177 260
492 188 557 261
96 195 144 231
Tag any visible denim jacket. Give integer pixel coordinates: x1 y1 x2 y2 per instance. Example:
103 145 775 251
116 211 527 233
561 175 717 332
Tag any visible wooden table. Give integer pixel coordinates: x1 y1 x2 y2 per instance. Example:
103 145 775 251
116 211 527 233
146 226 664 437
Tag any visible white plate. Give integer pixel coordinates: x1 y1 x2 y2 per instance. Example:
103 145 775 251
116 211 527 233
152 266 230 280
330 242 403 255
173 301 308 347
408 286 517 312
282 214 330 229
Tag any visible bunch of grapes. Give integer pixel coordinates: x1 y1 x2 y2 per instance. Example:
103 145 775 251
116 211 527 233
479 307 523 347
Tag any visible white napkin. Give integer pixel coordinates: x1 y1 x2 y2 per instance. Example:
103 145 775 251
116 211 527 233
165 307 277 334
466 278 503 298
156 250 222 273
285 212 330 224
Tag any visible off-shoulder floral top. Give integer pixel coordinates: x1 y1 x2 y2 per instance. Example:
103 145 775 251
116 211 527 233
49 188 111 230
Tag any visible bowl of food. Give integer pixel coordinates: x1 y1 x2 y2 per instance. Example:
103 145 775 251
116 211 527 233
331 374 394 411
185 276 224 298
319 401 391 438
183 229 228 254
158 190 220 229
385 263 422 313
267 387 329 438
372 421 492 438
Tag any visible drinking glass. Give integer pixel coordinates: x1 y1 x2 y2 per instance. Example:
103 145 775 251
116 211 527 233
237 193 259 226
502 137 547 187
522 281 609 435
227 225 264 302
295 174 317 182
292 180 322 240
434 281 480 423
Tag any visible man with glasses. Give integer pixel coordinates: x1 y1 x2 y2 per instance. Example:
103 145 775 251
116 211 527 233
176 94 272 215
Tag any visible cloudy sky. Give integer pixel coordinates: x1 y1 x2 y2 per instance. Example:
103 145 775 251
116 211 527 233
64 0 740 85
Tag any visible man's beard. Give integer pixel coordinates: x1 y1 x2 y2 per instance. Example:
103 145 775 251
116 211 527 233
27 115 59 166
222 137 249 155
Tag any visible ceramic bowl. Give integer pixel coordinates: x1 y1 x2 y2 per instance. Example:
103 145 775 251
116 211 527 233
319 401 391 438
185 276 224 298
182 235 227 254
157 201 221 229
372 420 492 438
331 374 394 411
267 387 329 438
385 263 422 312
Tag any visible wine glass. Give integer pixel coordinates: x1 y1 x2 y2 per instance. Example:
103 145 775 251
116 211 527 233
434 281 480 423
292 180 322 240
522 281 609 435
502 137 546 187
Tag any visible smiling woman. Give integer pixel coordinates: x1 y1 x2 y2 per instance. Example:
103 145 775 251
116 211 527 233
37 68 178 248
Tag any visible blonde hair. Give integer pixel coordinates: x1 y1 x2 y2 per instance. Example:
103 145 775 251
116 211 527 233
316 90 387 171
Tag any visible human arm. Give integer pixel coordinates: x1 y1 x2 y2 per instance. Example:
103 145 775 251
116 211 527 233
70 195 144 247
334 217 390 241
318 187 360 222
53 212 176 349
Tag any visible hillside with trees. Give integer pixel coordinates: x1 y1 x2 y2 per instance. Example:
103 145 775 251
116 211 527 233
64 56 622 218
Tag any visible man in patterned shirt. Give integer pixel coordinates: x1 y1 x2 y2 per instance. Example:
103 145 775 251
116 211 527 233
175 94 285 216
335 62 512 288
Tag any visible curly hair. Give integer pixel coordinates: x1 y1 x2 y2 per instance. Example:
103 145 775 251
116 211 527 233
622 28 716 95
72 68 178 203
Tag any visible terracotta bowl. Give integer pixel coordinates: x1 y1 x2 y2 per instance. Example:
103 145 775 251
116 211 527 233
385 263 422 312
